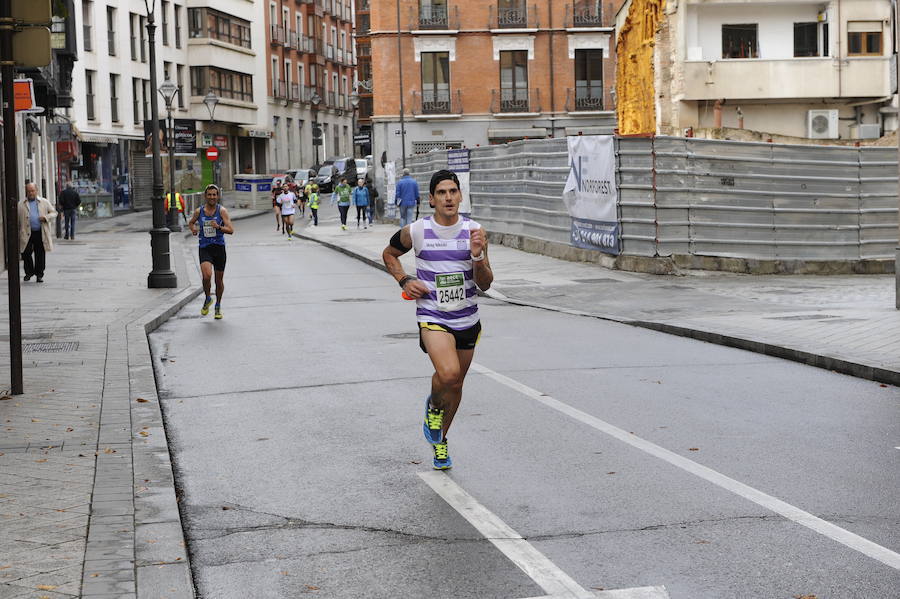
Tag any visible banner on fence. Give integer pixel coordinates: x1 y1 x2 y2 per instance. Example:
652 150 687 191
447 148 471 215
385 161 397 219
562 135 619 255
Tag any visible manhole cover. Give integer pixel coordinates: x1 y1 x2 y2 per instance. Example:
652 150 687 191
766 314 839 321
23 341 79 353
384 332 419 339
573 278 621 284
331 298 376 303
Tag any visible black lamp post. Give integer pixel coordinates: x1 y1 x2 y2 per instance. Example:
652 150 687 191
311 92 322 167
350 89 360 157
145 0 177 288
203 91 219 187
160 77 181 231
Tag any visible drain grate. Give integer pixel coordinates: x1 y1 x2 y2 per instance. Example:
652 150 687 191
384 332 419 339
24 341 79 353
331 298 376 303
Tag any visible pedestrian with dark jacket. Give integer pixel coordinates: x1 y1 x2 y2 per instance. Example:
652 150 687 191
58 182 81 240
352 178 370 229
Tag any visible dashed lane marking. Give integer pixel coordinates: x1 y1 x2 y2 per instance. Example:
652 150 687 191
471 362 900 572
419 471 669 599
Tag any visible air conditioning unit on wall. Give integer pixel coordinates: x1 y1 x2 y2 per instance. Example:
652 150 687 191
807 109 839 139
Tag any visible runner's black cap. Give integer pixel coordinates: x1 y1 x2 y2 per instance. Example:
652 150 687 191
429 169 460 196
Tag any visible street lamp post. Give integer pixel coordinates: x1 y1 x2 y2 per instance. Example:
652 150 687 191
311 92 322 167
350 89 360 157
144 0 177 288
160 77 181 232
203 91 219 187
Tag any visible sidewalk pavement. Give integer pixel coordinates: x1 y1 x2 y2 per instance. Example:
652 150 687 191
0 207 265 599
297 211 900 387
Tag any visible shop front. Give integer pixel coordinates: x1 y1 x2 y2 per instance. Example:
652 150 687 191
67 134 136 217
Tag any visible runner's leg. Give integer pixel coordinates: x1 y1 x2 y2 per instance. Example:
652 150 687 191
443 348 475 434
422 329 468 437
200 261 213 297
214 269 225 304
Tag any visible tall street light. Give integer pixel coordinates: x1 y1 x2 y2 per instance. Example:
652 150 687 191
310 91 322 167
144 0 177 288
203 91 219 187
350 88 360 158
160 77 181 232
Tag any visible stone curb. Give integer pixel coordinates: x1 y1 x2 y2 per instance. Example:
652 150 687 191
296 230 900 388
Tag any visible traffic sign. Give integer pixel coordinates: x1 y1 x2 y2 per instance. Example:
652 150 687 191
206 147 219 161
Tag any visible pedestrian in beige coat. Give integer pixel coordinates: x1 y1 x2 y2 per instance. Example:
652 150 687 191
18 183 57 282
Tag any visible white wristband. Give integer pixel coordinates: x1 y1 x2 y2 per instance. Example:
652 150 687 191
471 252 485 262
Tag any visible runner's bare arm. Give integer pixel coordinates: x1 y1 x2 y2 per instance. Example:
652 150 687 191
217 207 235 235
470 227 493 291
383 226 429 298
187 208 201 235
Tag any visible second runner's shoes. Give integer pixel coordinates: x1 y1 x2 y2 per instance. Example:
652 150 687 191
423 395 444 444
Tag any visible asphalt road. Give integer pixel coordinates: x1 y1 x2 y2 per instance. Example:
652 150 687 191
149 213 900 599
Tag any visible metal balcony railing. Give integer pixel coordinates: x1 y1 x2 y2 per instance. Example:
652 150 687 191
412 4 459 30
565 2 602 27
290 83 300 101
565 85 604 111
412 89 462 115
489 3 537 29
270 25 285 45
272 79 287 98
491 87 540 113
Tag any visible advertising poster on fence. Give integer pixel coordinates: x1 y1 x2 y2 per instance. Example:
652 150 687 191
385 162 397 219
447 148 471 215
143 120 197 157
562 135 619 255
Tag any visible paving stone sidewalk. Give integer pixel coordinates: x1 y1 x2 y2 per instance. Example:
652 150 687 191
297 213 900 386
0 208 264 599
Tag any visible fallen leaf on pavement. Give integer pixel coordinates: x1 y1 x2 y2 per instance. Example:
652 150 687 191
103 448 116 454
880 384 888 388
794 595 817 599
138 431 149 437
35 585 57 591
35 459 47 463
136 398 150 403
90 573 99 577
0 396 11 401
279 571 289 575
31 419 40 423
409 460 421 465
689 448 699 451
306 585 319 590
694 540 710 544
66 427 74 432
606 472 616 475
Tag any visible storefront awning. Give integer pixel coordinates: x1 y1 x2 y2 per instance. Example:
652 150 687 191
239 126 273 138
487 127 548 139
77 132 141 144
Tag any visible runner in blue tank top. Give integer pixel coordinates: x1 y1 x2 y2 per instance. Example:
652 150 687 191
382 169 494 470
188 184 235 320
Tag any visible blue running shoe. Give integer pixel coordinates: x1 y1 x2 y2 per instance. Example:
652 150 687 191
432 440 452 470
423 395 443 444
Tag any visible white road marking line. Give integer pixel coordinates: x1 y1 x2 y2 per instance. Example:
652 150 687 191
471 362 900 572
419 471 670 599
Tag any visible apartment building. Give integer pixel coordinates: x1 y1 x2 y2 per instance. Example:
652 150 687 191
70 0 190 210
617 0 898 140
266 0 356 171
370 0 618 164
355 0 373 157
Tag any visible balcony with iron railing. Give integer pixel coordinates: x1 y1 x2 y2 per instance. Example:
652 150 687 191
491 87 541 114
412 89 462 116
565 85 603 112
290 82 300 102
411 4 459 30
564 2 603 28
270 24 285 45
489 3 537 30
272 79 287 98
325 44 335 60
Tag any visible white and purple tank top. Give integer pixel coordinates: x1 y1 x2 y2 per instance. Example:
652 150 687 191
411 216 479 330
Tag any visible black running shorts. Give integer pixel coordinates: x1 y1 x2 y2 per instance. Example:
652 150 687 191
199 244 227 272
418 321 482 353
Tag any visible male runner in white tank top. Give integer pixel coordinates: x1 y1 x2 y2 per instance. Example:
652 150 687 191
382 170 494 469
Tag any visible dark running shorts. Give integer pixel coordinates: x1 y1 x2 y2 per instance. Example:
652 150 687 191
199 244 227 272
419 321 482 353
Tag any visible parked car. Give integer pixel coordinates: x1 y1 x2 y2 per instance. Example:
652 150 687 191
314 165 338 193
285 168 316 187
354 158 370 183
330 157 358 184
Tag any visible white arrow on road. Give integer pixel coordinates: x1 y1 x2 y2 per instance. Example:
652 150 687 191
419 471 670 599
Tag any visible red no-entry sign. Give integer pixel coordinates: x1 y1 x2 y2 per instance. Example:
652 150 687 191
206 147 219 161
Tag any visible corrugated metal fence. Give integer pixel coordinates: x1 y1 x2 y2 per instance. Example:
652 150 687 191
406 136 899 264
